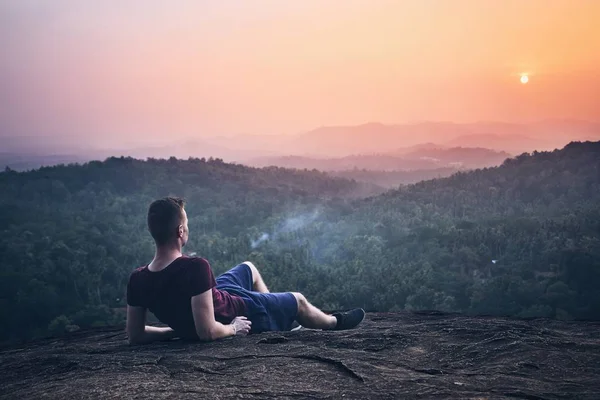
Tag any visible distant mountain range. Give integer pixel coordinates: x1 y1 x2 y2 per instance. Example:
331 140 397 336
0 152 88 171
207 120 600 158
2 120 598 170
247 146 512 171
328 168 460 188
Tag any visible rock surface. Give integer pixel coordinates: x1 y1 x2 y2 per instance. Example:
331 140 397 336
1 312 599 399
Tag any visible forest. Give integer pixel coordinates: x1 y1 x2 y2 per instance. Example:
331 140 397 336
1 141 599 342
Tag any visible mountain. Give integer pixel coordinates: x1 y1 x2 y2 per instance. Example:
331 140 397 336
226 120 599 158
444 133 545 154
204 122 475 158
322 146 511 188
369 141 600 215
247 147 511 171
2 312 599 399
3 121 597 170
0 153 89 171
298 141 600 319
388 142 448 155
399 146 511 168
281 122 465 157
247 154 442 171
328 168 460 188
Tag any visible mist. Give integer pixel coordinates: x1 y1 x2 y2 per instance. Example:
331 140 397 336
250 209 322 250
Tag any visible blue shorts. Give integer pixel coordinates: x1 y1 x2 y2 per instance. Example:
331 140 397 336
216 263 298 333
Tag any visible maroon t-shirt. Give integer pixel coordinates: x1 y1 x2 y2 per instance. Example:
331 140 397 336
126 256 247 338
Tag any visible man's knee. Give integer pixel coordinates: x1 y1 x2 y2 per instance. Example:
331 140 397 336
242 261 256 269
242 261 259 280
291 292 308 311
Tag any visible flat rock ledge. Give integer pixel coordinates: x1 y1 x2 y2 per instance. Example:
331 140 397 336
1 312 599 399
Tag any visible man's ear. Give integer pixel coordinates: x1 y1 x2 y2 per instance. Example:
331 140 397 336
177 225 184 238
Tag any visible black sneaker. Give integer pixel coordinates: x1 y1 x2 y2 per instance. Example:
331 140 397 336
332 308 365 330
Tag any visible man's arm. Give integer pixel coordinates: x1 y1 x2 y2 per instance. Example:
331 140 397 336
191 289 250 341
126 305 178 345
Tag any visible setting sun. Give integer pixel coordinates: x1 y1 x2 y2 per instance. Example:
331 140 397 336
520 75 529 84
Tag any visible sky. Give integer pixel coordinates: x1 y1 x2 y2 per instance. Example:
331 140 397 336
1 0 599 147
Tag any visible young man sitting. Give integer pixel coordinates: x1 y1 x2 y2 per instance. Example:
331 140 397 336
126 197 365 344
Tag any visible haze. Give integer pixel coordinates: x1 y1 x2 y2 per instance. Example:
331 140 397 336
1 0 600 150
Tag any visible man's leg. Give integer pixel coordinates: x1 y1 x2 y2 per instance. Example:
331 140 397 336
244 264 328 329
244 261 270 293
291 293 337 329
245 264 364 330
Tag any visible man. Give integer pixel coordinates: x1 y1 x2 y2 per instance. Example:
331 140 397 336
126 197 365 344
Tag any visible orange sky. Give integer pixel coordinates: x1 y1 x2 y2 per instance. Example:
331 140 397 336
1 0 599 146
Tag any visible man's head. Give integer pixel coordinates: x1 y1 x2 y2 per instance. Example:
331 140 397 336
147 197 189 248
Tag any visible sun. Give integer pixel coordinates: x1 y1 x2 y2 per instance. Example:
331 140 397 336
520 74 529 84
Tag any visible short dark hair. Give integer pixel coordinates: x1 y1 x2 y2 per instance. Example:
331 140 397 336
147 197 185 245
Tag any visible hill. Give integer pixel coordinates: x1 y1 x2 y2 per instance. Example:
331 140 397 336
1 312 599 399
248 147 510 171
1 142 599 343
0 152 88 172
4 121 597 168
249 121 600 157
255 142 600 320
328 168 459 188
369 141 600 215
401 146 511 168
444 133 542 154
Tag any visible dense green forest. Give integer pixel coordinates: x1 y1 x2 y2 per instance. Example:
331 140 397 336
1 142 599 342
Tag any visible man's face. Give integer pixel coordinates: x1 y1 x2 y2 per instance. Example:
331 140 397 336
179 209 189 247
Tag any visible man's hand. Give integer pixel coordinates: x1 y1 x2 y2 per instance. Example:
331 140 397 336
191 290 251 340
231 316 252 336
